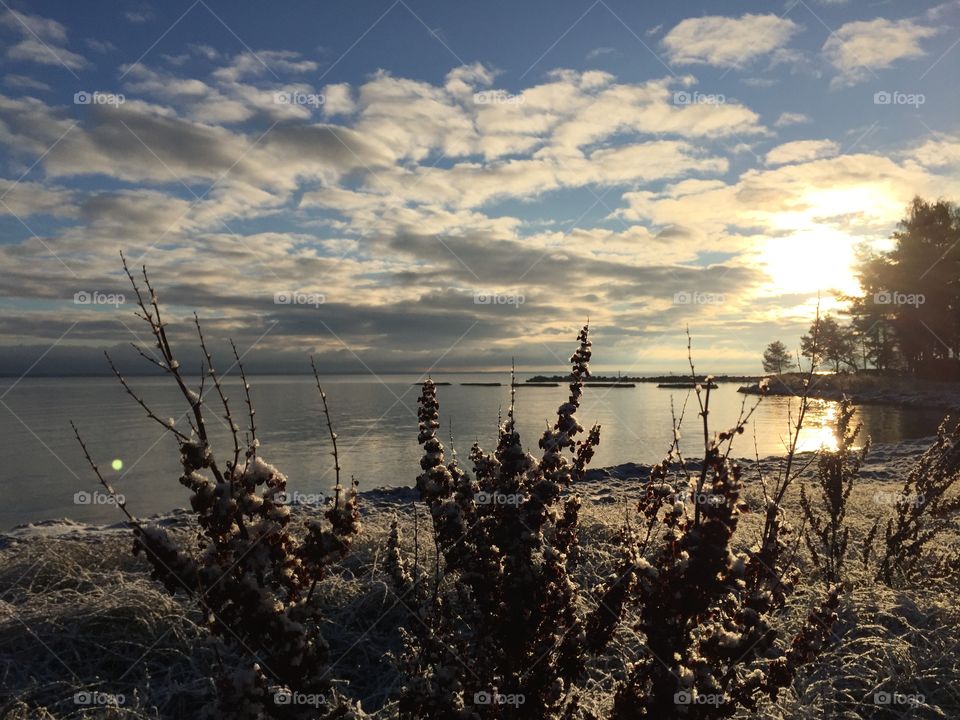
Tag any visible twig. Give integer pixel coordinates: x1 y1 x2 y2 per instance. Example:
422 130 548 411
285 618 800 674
310 356 342 508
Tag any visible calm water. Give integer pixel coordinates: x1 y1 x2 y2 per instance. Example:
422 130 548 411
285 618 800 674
0 374 947 529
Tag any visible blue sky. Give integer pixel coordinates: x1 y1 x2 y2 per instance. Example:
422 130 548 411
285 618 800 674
1 0 959 375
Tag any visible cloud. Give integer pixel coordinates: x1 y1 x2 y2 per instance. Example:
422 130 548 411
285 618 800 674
586 47 616 60
823 18 939 87
0 48 955 373
3 73 50 91
0 178 75 217
212 50 319 83
662 14 800 68
905 135 960 168
0 9 87 70
322 83 355 116
6 38 87 69
124 5 154 24
765 139 839 165
617 152 960 252
84 38 116 53
774 112 811 127
0 10 67 42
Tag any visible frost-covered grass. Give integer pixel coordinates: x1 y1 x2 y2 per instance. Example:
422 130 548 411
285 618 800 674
3 454 959 719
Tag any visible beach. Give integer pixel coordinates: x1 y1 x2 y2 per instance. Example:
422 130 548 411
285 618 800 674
3 436 958 718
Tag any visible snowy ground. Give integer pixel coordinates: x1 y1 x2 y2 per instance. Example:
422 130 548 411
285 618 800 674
2 437 958 718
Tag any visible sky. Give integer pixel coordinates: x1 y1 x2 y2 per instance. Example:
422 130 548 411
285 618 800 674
0 0 959 376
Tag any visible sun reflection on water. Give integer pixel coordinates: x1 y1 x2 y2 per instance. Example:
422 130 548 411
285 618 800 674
796 401 841 453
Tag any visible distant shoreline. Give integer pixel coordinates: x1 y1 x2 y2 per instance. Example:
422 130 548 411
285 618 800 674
526 374 761 384
738 373 960 413
0 370 765 380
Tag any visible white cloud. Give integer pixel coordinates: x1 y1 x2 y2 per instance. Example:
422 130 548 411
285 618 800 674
1 49 957 371
0 10 87 70
3 74 50 91
0 10 67 42
774 112 811 127
124 6 154 24
662 14 800 68
84 38 116 53
823 18 939 87
586 47 616 60
6 38 86 69
212 50 318 83
905 136 960 168
322 83 355 116
765 139 839 165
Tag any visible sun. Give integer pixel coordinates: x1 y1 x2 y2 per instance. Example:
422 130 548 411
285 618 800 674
754 184 908 298
758 227 862 297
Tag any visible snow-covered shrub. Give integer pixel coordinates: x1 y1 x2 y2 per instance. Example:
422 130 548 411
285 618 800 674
800 397 868 584
603 341 840 718
868 416 960 586
399 325 601 719
73 255 363 719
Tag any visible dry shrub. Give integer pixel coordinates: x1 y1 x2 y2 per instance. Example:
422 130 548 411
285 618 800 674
800 397 869 585
397 325 601 719
867 417 960 586
71 255 363 719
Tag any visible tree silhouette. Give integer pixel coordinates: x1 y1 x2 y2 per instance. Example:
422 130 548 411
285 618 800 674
801 315 855 373
852 197 960 377
762 340 795 374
